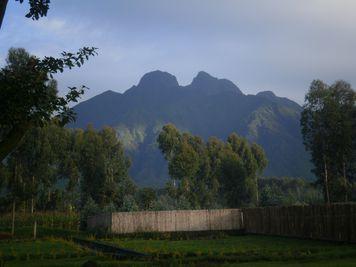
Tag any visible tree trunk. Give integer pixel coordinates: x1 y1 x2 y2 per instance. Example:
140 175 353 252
343 161 348 202
0 124 30 163
31 176 35 213
255 177 259 206
0 0 8 30
324 159 330 204
31 198 34 214
48 188 51 203
33 220 37 240
11 200 15 236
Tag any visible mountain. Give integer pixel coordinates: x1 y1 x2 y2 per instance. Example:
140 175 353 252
70 70 312 187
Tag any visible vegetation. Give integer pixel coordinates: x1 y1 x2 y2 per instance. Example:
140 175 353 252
71 70 311 187
1 234 356 266
107 235 356 266
0 47 97 164
115 235 356 262
301 80 356 203
0 0 51 30
157 124 267 208
0 122 137 232
0 8 355 264
259 177 323 206
0 120 325 234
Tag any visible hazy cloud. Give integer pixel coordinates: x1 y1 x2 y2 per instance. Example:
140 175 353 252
1 0 356 103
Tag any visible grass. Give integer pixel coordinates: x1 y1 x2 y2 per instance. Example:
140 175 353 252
110 234 356 265
1 233 356 266
0 238 89 260
0 212 79 231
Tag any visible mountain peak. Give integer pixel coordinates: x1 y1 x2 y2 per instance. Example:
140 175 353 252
257 91 276 98
138 70 179 88
191 71 218 85
190 71 242 95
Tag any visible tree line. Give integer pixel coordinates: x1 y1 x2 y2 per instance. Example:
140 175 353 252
0 47 355 234
0 124 137 226
157 124 268 209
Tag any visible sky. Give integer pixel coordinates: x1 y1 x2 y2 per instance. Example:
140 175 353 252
1 0 356 104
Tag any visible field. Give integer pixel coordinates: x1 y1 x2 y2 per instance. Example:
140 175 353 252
1 229 356 266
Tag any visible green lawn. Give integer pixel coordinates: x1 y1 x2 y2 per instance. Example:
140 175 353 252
1 234 356 266
0 239 90 260
111 235 356 266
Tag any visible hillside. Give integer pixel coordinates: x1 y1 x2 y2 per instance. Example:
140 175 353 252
70 70 312 187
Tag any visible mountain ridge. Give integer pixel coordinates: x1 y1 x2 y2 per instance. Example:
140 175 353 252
70 70 312 187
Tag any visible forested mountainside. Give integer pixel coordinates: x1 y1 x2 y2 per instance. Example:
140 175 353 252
70 70 311 187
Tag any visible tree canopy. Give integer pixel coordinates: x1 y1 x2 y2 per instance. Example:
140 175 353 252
157 124 268 208
0 47 97 163
301 80 356 203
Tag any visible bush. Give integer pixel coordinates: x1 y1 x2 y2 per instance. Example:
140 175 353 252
80 197 100 230
0 211 79 231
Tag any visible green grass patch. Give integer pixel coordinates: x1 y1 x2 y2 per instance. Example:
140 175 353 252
0 226 88 240
1 234 356 266
111 235 356 264
0 212 79 231
0 238 90 260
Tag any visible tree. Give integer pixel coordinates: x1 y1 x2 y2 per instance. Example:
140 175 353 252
79 125 133 208
1 0 51 30
219 147 247 207
0 47 97 163
225 133 267 206
301 80 356 203
137 187 156 210
157 123 181 161
259 177 323 206
5 153 27 235
157 124 268 208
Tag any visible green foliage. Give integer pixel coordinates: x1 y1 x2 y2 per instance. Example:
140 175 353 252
120 195 139 212
259 177 323 206
114 235 356 265
157 124 268 208
0 123 137 230
301 80 356 203
136 188 157 210
80 197 100 229
0 212 79 231
0 47 97 163
15 0 50 20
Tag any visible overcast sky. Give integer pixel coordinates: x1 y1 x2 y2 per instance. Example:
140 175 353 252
1 0 356 104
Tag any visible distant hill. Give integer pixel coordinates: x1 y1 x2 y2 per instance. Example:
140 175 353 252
70 70 312 187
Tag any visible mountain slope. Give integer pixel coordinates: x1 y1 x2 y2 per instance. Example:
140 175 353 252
70 70 312 187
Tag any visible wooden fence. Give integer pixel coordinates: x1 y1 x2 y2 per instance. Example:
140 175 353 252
88 203 356 242
242 203 356 242
88 209 243 234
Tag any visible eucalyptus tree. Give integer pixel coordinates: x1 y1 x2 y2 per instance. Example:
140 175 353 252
79 126 133 208
301 80 355 203
157 124 268 208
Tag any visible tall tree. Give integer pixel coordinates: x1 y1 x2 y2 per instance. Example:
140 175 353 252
301 80 356 203
157 125 268 208
0 47 97 163
79 125 133 208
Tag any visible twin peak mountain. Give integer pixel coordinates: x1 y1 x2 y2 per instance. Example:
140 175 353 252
100 70 275 98
71 70 311 187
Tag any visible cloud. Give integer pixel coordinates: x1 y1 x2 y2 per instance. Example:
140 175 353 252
1 0 356 104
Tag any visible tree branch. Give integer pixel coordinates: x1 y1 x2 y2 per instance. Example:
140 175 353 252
0 0 9 30
0 123 31 163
